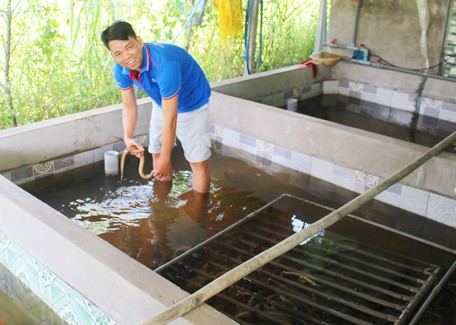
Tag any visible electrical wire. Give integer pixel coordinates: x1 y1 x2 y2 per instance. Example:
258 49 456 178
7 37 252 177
370 52 456 72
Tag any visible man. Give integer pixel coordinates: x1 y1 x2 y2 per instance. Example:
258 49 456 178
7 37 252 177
101 21 211 193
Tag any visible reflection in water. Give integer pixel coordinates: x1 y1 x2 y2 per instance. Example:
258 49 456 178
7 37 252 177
291 215 324 245
61 170 265 269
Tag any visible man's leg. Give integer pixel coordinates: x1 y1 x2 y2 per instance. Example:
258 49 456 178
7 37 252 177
176 103 212 193
189 160 210 193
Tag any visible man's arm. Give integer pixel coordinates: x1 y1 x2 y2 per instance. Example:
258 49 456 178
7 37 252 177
153 95 178 179
121 87 144 157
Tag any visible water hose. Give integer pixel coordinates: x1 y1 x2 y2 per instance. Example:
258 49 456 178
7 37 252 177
171 0 205 43
144 131 456 324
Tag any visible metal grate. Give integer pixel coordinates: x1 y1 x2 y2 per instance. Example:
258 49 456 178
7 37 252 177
157 196 441 324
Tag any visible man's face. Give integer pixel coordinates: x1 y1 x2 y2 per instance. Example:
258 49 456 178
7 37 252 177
109 36 144 71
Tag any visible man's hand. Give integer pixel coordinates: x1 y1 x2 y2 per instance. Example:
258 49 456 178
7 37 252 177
151 153 173 181
124 138 145 158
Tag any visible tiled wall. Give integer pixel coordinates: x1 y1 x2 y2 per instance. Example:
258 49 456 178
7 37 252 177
0 232 115 325
210 124 456 228
257 79 456 125
1 142 123 185
1 135 149 186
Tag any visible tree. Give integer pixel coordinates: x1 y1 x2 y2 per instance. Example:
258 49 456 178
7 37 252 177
0 0 17 127
0 0 319 130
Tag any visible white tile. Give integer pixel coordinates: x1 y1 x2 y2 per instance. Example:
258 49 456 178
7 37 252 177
338 86 350 97
439 108 456 123
349 82 364 92
74 151 94 167
391 91 416 112
221 128 240 148
426 193 456 228
360 91 379 104
286 151 312 174
311 158 356 191
375 88 393 107
376 185 429 216
323 81 339 94
423 98 443 109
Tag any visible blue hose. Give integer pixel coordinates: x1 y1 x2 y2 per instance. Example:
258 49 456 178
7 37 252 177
172 0 204 43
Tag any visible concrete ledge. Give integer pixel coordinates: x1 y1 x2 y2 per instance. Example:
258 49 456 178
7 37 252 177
0 99 152 171
0 176 236 324
211 64 331 101
210 91 456 200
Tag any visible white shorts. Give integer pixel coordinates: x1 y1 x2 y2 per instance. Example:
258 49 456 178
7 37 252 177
148 101 211 163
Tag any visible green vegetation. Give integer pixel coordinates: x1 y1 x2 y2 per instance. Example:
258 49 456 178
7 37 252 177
0 0 319 129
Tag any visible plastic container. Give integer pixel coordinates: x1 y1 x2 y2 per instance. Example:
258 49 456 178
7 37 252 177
287 98 298 112
310 51 346 67
104 151 119 177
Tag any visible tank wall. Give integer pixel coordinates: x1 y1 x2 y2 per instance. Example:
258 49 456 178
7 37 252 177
211 64 332 104
0 99 151 172
209 91 456 229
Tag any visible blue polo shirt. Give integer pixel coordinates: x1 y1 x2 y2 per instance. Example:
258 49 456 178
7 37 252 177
114 43 211 113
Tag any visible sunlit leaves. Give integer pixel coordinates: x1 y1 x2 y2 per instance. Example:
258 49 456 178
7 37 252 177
0 0 319 129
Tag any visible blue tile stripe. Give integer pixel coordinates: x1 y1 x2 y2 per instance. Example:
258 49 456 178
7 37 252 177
0 232 116 325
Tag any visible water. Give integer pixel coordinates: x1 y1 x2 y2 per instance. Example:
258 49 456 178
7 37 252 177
24 146 287 269
289 94 456 152
21 144 456 323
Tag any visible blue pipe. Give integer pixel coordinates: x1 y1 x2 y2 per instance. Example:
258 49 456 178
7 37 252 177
171 0 204 43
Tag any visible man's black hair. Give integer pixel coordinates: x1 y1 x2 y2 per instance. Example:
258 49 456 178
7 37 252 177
101 21 137 49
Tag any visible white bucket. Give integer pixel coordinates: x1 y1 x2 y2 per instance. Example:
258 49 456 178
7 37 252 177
287 98 298 112
104 151 119 177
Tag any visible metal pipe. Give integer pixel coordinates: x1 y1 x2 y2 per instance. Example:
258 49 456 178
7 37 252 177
262 270 398 322
353 0 362 46
323 42 456 82
204 260 373 325
263 259 405 311
408 260 456 325
346 56 456 82
155 196 278 272
238 224 423 290
219 238 415 303
313 0 328 53
396 264 441 325
145 131 456 324
274 243 414 301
